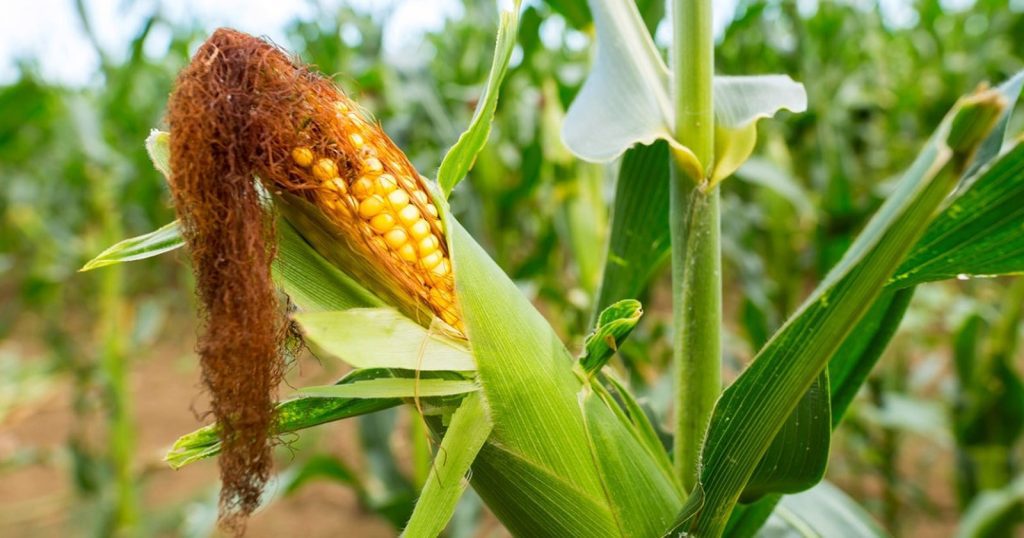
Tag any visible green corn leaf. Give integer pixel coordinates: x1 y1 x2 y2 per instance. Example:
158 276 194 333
437 0 520 197
755 482 887 538
828 288 915 425
889 140 1024 287
275 218 383 312
165 369 400 469
446 206 680 535
294 308 476 372
299 378 479 399
79 220 183 271
402 391 492 537
742 372 830 502
593 141 671 316
669 89 1006 536
580 299 643 374
579 384 683 536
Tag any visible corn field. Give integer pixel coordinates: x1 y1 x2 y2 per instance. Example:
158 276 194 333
3 1 1024 537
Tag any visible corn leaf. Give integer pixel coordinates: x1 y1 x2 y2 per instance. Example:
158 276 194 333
402 391 492 537
670 90 1006 535
889 140 1024 287
579 384 683 536
165 369 400 469
293 308 476 372
580 299 643 374
298 378 478 399
828 288 915 425
563 0 804 179
711 76 807 185
79 220 183 271
562 0 675 163
275 218 383 312
437 0 520 198
742 372 830 502
755 482 887 538
447 210 681 535
593 141 671 316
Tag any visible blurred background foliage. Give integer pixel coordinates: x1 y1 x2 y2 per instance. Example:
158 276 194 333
1 0 1023 536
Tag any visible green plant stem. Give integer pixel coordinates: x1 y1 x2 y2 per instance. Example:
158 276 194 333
671 0 720 493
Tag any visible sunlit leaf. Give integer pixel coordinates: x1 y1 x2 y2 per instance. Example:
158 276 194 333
402 391 492 537
437 0 521 197
298 378 479 399
711 76 807 184
562 0 675 164
757 481 887 538
79 220 183 271
294 308 476 372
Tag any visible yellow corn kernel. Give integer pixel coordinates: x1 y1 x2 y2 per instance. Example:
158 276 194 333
313 158 338 181
418 234 440 256
365 157 383 172
431 259 451 279
292 146 314 167
401 177 418 190
429 287 450 306
398 204 420 226
350 133 364 147
358 195 385 219
421 250 443 270
384 228 408 249
412 190 429 205
326 178 347 194
386 190 410 211
370 212 395 233
353 177 375 199
410 219 431 240
398 243 418 262
376 174 398 195
424 203 438 218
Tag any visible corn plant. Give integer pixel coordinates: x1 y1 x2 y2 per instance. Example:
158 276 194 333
82 0 1024 536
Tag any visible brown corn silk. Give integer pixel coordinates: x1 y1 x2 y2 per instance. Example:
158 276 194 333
166 28 460 529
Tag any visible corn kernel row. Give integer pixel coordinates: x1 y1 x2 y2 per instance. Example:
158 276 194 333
288 105 459 329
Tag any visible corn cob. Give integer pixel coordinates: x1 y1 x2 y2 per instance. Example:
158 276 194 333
286 100 460 331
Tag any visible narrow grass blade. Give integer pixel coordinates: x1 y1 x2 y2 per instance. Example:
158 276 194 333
593 141 670 317
890 141 1024 287
402 391 492 537
298 378 478 399
437 0 521 197
294 309 475 372
80 220 183 271
165 369 400 469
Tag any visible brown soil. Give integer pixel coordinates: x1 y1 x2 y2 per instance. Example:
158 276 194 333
0 311 394 538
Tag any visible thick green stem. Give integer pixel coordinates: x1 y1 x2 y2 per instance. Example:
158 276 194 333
671 0 720 492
